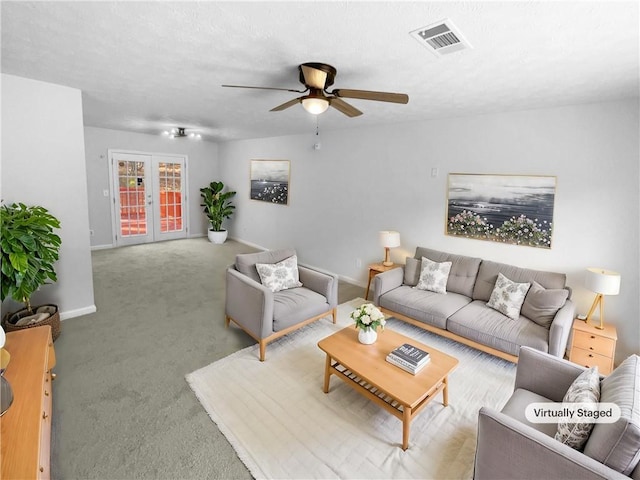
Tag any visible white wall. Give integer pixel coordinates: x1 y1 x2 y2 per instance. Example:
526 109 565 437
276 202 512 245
84 127 220 247
219 100 639 362
1 74 96 320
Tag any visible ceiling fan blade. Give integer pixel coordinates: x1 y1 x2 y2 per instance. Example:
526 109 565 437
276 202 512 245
329 97 363 117
300 65 327 90
331 89 409 104
270 97 302 112
222 84 305 93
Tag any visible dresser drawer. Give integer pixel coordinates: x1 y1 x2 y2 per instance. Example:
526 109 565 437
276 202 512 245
570 348 614 374
572 330 616 358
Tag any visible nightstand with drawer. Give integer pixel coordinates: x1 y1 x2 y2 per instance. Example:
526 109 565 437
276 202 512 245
569 318 617 375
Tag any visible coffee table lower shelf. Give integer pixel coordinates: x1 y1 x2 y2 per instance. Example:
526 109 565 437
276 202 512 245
323 356 449 450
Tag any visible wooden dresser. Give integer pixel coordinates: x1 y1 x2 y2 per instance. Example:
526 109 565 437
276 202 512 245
1 325 56 479
569 318 617 375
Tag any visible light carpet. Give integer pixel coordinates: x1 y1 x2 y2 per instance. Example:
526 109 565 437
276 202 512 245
186 299 517 480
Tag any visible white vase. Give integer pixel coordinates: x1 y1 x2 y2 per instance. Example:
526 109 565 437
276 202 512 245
208 229 228 244
358 328 377 345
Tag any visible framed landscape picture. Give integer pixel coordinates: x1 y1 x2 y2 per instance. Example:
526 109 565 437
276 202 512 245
250 160 290 205
446 173 556 249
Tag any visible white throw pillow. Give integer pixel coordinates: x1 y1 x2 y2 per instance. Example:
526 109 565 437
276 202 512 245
255 255 303 293
415 257 452 294
555 367 601 451
486 272 531 319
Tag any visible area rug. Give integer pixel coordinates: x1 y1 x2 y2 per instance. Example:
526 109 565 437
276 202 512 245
186 299 517 480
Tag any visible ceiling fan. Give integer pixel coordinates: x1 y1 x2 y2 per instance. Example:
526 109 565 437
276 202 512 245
222 62 409 117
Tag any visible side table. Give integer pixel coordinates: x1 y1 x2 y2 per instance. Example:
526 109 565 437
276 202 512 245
365 263 399 300
568 318 617 375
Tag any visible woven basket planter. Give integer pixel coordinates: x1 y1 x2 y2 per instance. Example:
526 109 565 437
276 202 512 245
1 305 61 341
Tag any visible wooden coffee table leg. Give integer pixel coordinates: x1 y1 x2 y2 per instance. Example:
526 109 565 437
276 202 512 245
323 354 331 393
402 406 411 450
442 376 449 406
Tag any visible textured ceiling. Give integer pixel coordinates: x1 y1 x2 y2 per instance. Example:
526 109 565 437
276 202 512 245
2 1 638 142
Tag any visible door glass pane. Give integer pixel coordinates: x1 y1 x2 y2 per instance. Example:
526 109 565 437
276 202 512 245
118 160 147 237
158 162 183 233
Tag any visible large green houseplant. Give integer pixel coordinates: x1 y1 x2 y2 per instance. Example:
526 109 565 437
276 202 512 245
200 181 236 244
0 202 62 339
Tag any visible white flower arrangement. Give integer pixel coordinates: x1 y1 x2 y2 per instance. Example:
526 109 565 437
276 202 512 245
350 303 386 332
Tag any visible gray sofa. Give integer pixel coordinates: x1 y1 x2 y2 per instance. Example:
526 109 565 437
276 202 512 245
474 347 640 479
373 247 576 361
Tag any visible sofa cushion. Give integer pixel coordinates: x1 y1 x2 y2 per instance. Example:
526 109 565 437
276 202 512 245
502 388 558 438
555 367 600 451
379 285 470 329
521 281 570 329
272 287 329 332
473 259 566 302
235 248 297 283
256 254 303 292
414 247 481 297
447 300 548 356
486 273 531 320
415 257 452 294
584 355 640 475
404 257 421 286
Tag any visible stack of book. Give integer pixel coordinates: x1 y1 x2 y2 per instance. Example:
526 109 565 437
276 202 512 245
386 343 430 375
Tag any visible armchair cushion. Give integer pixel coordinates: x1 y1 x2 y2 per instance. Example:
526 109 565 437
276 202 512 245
584 355 640 475
256 254 303 292
235 248 297 283
273 288 330 331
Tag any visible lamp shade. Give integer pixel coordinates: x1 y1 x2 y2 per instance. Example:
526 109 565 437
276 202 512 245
379 231 400 248
585 268 621 296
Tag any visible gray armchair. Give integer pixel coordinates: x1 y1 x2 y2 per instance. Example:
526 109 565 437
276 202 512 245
225 248 338 361
474 346 640 480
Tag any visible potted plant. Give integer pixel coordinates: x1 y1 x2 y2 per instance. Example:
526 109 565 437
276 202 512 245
200 181 236 244
0 202 62 340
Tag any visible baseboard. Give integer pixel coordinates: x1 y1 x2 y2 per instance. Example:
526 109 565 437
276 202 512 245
91 244 114 251
227 236 268 251
60 305 97 321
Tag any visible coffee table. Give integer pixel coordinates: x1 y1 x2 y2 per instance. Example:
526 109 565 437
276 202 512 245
317 326 458 450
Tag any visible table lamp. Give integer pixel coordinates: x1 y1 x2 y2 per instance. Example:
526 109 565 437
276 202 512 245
379 231 400 267
584 267 620 330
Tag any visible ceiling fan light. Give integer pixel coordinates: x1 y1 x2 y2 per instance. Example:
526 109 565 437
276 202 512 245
301 97 329 115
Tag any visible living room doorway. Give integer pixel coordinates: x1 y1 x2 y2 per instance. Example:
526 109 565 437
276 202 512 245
109 150 188 247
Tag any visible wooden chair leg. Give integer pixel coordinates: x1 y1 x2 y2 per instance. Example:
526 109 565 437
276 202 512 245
331 308 337 324
225 315 231 328
259 341 266 362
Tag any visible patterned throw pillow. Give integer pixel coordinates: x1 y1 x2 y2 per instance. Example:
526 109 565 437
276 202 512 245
486 272 531 320
415 257 452 294
555 367 601 451
255 255 303 293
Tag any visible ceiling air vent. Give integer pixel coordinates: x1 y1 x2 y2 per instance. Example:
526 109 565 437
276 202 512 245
409 19 472 57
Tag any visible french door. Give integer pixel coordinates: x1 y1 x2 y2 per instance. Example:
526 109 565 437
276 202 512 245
110 151 188 246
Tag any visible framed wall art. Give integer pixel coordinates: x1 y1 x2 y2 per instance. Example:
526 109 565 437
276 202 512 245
250 160 290 205
446 173 556 249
